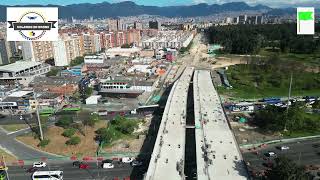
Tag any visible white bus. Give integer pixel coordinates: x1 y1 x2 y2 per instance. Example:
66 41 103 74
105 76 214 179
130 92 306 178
32 171 63 180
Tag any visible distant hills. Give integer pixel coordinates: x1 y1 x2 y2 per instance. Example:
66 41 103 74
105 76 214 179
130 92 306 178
0 1 275 21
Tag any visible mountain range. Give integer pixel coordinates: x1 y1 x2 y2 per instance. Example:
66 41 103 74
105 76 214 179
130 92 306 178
0 1 291 21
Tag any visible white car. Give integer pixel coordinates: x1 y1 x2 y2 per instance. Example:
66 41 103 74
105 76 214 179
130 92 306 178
102 163 114 169
281 146 290 150
267 152 277 157
121 157 134 163
33 162 46 168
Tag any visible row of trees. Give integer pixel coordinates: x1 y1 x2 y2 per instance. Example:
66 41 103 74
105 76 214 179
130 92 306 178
253 103 320 133
206 24 320 54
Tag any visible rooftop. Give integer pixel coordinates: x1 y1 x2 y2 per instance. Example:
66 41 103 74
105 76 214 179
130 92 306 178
0 61 42 73
8 91 33 97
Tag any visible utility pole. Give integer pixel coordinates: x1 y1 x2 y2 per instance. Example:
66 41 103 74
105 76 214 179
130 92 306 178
33 90 44 141
284 73 293 132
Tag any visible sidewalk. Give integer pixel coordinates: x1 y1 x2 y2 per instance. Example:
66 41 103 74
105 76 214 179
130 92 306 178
240 135 320 149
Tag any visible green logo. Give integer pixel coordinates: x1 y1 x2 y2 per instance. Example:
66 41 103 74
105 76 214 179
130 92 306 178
298 11 313 20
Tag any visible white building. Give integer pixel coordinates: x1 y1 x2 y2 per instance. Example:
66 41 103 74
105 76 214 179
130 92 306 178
142 31 194 50
53 37 82 66
84 54 106 64
53 39 68 66
85 95 102 105
0 61 51 86
127 65 153 74
105 47 141 57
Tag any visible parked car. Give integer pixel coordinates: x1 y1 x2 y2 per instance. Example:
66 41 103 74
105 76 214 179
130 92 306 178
266 152 277 157
79 163 89 169
280 146 290 150
102 159 113 164
131 160 143 167
121 157 134 163
33 162 46 168
72 161 81 167
102 163 114 169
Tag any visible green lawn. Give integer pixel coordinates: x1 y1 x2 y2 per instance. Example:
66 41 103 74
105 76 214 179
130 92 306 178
259 48 320 66
218 62 320 99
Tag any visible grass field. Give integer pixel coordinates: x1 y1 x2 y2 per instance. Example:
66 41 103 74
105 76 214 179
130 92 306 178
218 62 320 99
259 48 320 67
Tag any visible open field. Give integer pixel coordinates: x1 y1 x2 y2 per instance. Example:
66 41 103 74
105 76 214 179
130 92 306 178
218 62 320 99
16 121 107 157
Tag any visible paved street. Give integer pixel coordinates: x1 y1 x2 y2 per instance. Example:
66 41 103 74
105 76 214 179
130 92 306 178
242 138 320 172
7 161 141 180
0 126 60 160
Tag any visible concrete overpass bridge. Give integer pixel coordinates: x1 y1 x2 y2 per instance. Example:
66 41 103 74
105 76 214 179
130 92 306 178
145 68 248 180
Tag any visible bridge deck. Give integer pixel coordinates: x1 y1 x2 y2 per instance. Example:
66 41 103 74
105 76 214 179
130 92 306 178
193 70 248 180
145 67 194 180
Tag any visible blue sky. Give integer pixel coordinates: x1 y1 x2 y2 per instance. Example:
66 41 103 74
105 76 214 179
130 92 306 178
1 0 319 8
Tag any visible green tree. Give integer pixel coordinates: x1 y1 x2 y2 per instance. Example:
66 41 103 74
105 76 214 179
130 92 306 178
38 139 50 148
70 56 84 66
83 114 100 127
66 136 81 145
56 116 73 128
46 68 60 76
62 128 77 138
266 156 307 180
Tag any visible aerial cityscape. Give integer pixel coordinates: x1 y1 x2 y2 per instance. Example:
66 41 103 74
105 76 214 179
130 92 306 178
0 0 319 180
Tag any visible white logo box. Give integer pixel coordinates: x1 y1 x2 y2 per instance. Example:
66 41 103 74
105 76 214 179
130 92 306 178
7 7 58 41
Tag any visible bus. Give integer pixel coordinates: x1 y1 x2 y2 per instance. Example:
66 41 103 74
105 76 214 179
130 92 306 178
32 171 63 180
39 108 55 116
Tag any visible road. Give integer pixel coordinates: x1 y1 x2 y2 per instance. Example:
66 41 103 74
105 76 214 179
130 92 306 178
7 161 142 180
0 127 60 160
242 138 320 173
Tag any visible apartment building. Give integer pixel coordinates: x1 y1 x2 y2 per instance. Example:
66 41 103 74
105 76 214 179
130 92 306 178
142 31 194 50
53 36 82 66
0 39 10 65
104 30 141 48
22 41 53 62
83 33 101 54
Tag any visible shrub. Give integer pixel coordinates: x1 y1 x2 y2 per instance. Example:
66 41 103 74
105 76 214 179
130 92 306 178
66 136 81 145
38 139 50 147
62 128 76 138
56 116 73 128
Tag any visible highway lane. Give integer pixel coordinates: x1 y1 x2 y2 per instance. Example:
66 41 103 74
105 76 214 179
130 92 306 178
242 138 320 172
7 161 142 180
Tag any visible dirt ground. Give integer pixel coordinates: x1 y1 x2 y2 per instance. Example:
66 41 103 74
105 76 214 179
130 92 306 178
16 116 151 157
16 121 107 157
231 121 281 144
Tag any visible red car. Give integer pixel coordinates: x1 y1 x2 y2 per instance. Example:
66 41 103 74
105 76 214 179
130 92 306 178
79 163 89 169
